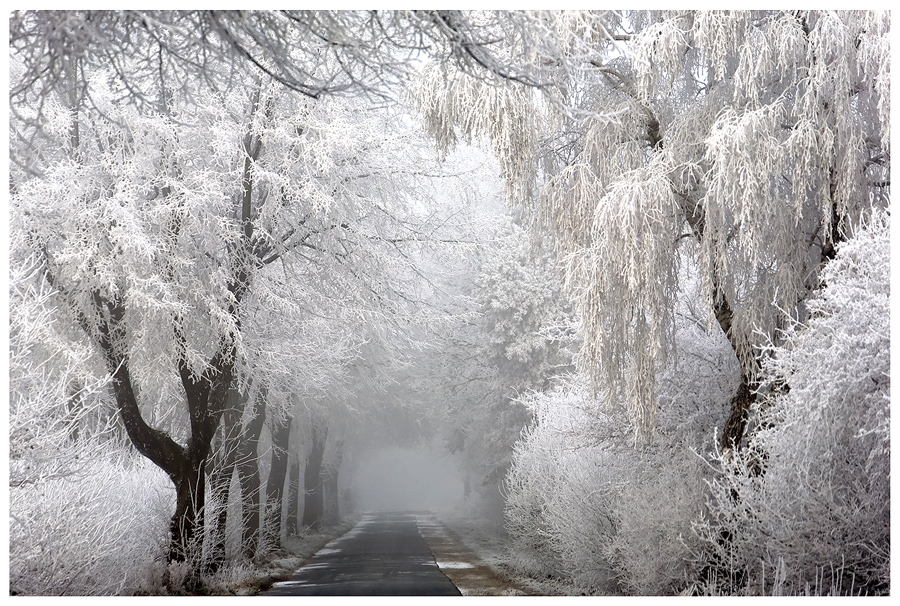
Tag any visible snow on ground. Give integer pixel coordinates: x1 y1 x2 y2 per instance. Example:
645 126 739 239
416 512 529 596
205 518 359 595
430 511 583 596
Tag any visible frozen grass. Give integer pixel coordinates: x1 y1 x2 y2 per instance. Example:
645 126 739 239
436 509 580 596
9 449 172 595
8 438 358 596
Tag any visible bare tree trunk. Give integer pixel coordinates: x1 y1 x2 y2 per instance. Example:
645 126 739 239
204 384 243 574
302 425 327 530
674 189 760 454
83 297 234 592
169 463 205 573
720 378 757 452
711 288 759 453
286 452 301 536
237 386 266 560
264 411 292 550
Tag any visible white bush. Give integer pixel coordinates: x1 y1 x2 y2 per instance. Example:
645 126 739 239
696 211 890 595
503 381 587 582
9 250 175 595
505 300 738 594
9 451 173 595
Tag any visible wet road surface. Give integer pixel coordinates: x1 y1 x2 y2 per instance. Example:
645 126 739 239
261 512 462 596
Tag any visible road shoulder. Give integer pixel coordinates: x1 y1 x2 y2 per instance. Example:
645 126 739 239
416 513 531 596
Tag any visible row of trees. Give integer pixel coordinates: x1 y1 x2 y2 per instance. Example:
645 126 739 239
9 9 890 595
9 9 509 592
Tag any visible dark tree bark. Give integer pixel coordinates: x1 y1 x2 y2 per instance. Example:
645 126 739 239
204 384 244 574
264 411 292 550
710 288 759 454
62 288 236 591
236 387 266 560
302 425 327 530
286 452 301 536
322 469 340 526
30 272 238 593
671 181 760 453
25 64 279 593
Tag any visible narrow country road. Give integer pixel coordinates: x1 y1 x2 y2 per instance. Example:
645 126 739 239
261 512 462 596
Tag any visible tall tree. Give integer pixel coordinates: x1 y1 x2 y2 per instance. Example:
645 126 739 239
412 10 890 447
11 83 265 586
10 31 468 585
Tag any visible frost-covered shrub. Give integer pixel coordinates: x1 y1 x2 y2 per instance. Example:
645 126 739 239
505 301 738 594
505 379 716 594
503 382 585 581
604 443 711 595
9 250 174 595
696 212 890 595
505 383 621 590
9 451 172 595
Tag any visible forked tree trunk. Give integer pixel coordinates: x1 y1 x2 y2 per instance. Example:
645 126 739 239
237 387 266 560
286 453 301 536
264 411 292 550
302 425 327 530
86 298 234 592
39 81 263 592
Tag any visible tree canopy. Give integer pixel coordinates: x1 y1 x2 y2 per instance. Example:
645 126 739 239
8 9 890 596
412 9 890 443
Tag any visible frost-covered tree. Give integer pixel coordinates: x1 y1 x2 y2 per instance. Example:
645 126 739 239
695 211 890 595
476 222 576 394
11 78 297 585
421 214 576 517
9 29 465 587
413 10 891 447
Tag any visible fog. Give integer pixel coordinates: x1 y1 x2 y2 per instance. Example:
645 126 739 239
348 446 466 512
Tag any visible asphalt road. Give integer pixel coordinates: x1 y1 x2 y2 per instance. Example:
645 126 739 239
261 512 462 596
